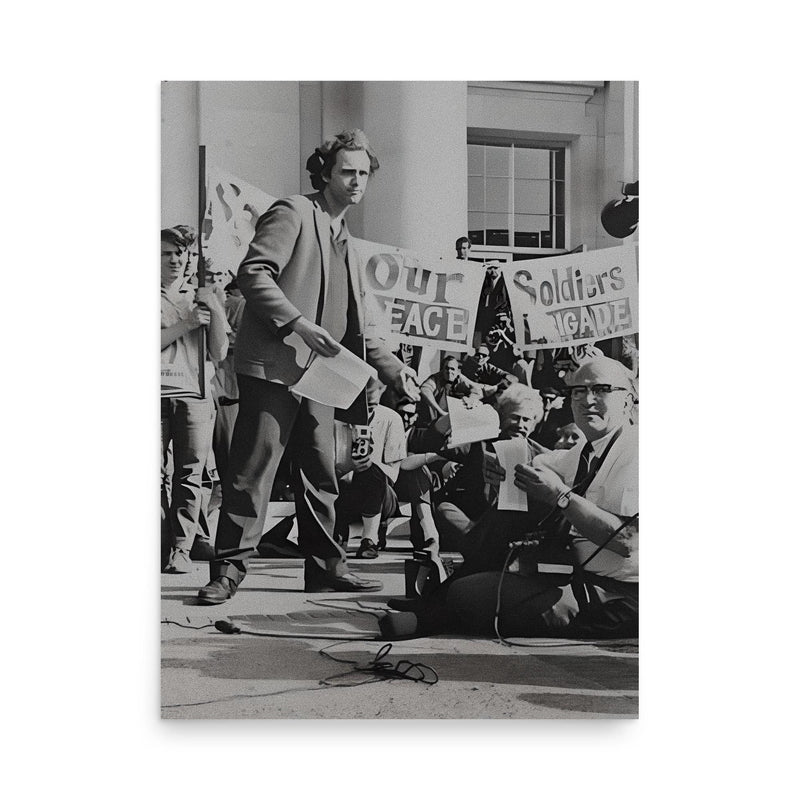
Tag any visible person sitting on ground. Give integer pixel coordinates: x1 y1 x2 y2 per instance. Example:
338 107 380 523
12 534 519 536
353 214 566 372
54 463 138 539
418 356 482 427
433 383 545 555
530 385 572 450
391 396 451 553
553 421 585 451
460 344 517 399
484 311 517 371
333 380 407 559
383 355 638 640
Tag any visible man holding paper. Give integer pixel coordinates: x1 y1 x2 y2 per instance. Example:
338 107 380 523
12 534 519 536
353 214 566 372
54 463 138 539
198 130 419 604
390 355 638 638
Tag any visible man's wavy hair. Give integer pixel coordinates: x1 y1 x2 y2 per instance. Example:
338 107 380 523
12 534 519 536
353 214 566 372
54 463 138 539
305 129 380 191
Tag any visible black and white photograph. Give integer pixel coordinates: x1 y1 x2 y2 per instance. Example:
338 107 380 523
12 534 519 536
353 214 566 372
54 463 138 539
8 3 799 795
160 80 640 719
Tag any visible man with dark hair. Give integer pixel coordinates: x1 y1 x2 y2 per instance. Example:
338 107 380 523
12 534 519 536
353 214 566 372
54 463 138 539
198 129 420 604
455 236 471 260
161 227 229 573
417 356 482 427
460 344 516 397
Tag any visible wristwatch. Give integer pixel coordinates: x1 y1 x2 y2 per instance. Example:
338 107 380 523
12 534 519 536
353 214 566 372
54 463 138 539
556 491 572 510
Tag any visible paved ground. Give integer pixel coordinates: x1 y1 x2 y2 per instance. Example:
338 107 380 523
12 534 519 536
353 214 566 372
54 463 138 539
161 518 638 719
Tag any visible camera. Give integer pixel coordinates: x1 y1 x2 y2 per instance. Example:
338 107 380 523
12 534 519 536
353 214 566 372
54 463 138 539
351 425 373 459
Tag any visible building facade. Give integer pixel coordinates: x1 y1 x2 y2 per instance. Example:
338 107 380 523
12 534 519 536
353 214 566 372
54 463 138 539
162 80 638 257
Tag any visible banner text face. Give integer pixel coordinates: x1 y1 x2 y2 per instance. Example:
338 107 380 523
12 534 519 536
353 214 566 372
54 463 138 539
503 246 638 351
354 241 484 352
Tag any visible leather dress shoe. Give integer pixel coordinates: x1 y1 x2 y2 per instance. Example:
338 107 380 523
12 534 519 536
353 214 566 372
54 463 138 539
303 562 382 593
197 576 237 605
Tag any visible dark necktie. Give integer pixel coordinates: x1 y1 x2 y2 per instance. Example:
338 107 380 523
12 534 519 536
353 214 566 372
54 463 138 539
571 441 596 497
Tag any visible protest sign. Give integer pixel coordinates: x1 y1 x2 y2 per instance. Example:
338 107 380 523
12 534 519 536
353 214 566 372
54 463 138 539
202 166 277 285
503 245 638 351
351 239 485 353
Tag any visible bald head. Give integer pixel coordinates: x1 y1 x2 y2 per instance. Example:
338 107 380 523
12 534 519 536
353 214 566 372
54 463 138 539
568 356 635 392
567 356 635 441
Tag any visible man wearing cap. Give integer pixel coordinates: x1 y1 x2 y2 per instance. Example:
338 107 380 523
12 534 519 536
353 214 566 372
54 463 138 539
385 355 638 639
197 129 420 604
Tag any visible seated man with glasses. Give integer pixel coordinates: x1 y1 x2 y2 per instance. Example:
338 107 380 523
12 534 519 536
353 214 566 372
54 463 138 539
382 355 638 640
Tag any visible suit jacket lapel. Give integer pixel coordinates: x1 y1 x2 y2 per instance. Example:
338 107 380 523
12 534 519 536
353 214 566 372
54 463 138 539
312 196 330 313
344 225 366 330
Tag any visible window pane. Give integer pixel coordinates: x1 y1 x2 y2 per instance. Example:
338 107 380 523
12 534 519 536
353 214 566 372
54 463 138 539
468 144 484 176
514 230 540 248
468 211 484 236
514 179 550 215
468 176 484 211
485 212 509 246
485 146 509 177
514 147 550 179
486 178 509 212
514 214 551 247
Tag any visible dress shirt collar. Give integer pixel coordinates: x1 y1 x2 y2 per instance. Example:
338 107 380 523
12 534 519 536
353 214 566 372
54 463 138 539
587 425 623 457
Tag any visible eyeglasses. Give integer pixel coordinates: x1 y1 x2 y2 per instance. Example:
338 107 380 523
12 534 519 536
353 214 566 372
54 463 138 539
566 384 629 399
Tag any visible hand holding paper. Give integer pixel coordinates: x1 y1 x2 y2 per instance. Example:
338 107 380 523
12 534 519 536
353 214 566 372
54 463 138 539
290 345 377 409
492 438 529 512
289 316 342 358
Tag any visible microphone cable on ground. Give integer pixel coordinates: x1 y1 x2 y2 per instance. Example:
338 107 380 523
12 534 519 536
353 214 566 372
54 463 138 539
161 603 439 693
319 641 438 687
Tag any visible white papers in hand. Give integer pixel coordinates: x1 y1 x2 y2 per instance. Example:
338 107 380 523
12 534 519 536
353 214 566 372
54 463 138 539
447 397 500 448
289 346 377 409
492 438 529 512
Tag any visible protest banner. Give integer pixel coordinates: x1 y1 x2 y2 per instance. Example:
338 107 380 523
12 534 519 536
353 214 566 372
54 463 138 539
351 238 485 353
202 166 277 285
502 245 638 351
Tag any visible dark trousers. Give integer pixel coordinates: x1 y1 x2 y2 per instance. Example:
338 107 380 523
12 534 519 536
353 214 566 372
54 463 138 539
212 375 345 585
334 464 397 544
440 507 638 637
394 467 433 549
334 466 436 549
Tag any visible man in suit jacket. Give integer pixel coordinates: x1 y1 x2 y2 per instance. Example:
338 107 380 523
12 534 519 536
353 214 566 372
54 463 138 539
198 130 420 604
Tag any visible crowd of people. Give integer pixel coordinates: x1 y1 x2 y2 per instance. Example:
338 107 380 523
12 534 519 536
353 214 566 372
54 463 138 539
161 128 639 640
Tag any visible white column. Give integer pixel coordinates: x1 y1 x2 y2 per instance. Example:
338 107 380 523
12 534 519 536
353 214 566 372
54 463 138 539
361 82 468 259
161 81 199 228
